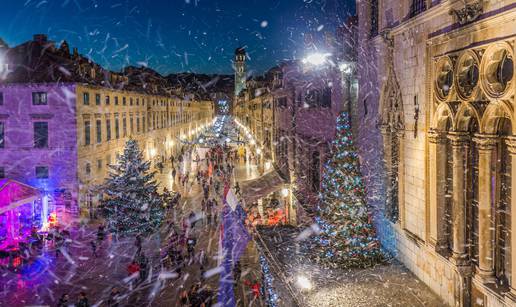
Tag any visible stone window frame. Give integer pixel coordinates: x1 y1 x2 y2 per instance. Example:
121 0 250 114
32 92 48 105
431 42 515 288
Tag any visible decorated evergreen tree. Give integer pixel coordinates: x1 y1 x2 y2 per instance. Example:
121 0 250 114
100 139 164 236
311 112 382 268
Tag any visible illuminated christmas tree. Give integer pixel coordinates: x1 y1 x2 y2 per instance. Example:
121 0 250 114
311 112 382 268
100 139 164 236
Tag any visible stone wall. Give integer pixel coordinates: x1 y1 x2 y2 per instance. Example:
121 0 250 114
356 0 516 305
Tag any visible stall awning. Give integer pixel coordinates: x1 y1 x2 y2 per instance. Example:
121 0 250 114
0 179 40 214
240 170 286 204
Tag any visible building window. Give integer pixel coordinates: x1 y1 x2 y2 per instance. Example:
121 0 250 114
105 95 110 105
83 92 90 105
84 120 91 145
370 0 379 37
409 0 426 18
0 167 4 178
277 97 287 108
123 97 126 105
383 127 401 224
95 94 101 105
32 92 47 105
96 119 102 143
35 166 49 179
115 118 120 139
0 92 3 105
123 117 127 137
130 98 133 106
311 151 320 192
85 163 91 175
34 122 48 148
136 98 139 106
130 116 134 135
97 159 102 170
106 119 111 141
0 122 4 148
115 96 119 105
137 116 140 132
497 136 512 286
443 138 453 255
143 116 146 132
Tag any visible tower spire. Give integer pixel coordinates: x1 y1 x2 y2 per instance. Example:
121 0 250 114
234 47 246 96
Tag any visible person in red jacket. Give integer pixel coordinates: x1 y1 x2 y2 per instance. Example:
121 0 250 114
127 260 140 290
244 279 261 299
127 260 140 276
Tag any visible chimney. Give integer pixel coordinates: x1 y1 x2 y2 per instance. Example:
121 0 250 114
33 34 48 43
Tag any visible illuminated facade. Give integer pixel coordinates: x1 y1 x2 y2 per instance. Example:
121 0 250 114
0 35 214 220
234 58 345 222
356 0 516 305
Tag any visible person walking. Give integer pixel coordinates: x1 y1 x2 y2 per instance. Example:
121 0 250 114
57 293 69 307
90 240 97 258
135 235 142 253
107 287 121 307
127 260 140 290
76 292 89 307
187 236 197 263
179 288 189 306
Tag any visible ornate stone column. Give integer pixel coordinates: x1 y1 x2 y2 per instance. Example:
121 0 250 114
506 137 516 299
473 134 498 282
428 129 448 249
448 132 469 264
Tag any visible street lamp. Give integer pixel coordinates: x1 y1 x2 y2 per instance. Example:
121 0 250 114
339 62 352 74
265 161 271 171
281 187 289 198
296 275 312 291
302 52 332 66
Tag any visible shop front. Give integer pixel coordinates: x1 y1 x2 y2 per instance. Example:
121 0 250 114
0 180 68 258
240 169 296 227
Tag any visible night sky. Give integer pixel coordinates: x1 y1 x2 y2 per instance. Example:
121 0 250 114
0 0 354 75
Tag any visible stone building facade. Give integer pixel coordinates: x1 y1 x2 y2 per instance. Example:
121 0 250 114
0 34 214 221
356 0 516 305
234 57 346 221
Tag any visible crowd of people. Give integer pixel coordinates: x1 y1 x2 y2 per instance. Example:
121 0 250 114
22 138 264 307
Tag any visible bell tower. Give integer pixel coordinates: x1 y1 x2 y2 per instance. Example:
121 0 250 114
234 47 246 96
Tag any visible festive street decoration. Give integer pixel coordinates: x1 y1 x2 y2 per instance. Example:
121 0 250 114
310 112 383 268
259 255 279 307
99 139 164 236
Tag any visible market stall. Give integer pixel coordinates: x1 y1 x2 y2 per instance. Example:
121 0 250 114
0 179 42 251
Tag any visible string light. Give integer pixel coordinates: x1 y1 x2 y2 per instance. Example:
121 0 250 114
308 112 383 268
260 255 279 307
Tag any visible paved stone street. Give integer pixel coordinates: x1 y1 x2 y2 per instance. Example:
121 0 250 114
255 226 446 307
